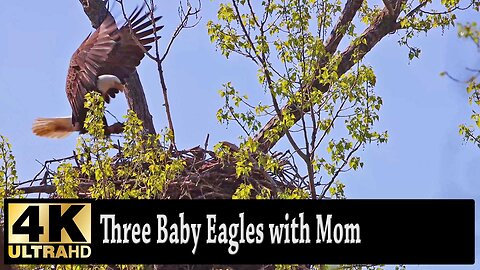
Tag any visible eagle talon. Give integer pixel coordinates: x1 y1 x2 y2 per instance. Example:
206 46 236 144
106 122 124 135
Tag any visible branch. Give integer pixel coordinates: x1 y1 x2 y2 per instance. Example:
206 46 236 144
153 0 201 149
464 128 480 147
254 1 405 153
160 1 202 62
325 0 364 54
17 185 57 194
404 0 429 18
132 0 201 149
320 141 362 198
382 0 395 15
78 0 156 134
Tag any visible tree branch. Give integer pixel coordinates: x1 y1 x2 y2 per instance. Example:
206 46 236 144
148 0 201 149
382 0 395 15
325 0 364 54
254 1 405 153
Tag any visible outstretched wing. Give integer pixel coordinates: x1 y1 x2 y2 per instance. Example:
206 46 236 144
66 14 118 125
66 6 163 126
99 6 163 81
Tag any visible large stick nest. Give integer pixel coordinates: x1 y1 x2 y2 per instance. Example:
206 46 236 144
11 144 308 270
164 146 282 199
16 143 305 199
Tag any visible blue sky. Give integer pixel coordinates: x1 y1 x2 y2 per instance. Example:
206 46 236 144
0 1 478 268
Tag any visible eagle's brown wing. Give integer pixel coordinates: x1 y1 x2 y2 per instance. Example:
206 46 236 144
66 6 162 127
66 14 118 125
98 7 163 81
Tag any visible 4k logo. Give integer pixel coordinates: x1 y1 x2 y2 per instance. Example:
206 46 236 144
6 201 92 261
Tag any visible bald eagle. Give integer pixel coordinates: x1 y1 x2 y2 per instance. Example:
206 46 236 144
32 6 162 138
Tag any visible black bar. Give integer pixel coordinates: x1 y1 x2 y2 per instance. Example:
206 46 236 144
4 199 475 264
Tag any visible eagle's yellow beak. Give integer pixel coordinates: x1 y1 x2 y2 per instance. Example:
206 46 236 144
115 82 126 92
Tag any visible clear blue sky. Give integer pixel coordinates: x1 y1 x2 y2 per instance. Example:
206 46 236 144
0 1 478 269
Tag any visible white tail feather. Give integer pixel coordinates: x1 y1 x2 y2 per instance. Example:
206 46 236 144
32 117 76 139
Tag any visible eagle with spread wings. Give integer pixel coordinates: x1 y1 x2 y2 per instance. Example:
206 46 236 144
32 6 162 138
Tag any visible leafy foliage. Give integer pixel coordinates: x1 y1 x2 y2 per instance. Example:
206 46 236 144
0 135 23 222
232 182 308 199
208 0 477 201
397 0 479 61
55 92 185 199
441 22 480 148
457 22 480 148
209 0 389 199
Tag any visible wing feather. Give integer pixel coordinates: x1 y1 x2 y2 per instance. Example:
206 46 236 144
99 5 163 80
66 13 118 125
65 5 162 127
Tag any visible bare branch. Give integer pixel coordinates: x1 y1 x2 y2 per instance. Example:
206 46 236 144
160 1 202 62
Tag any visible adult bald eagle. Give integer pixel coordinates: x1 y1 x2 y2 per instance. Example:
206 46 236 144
32 6 162 138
